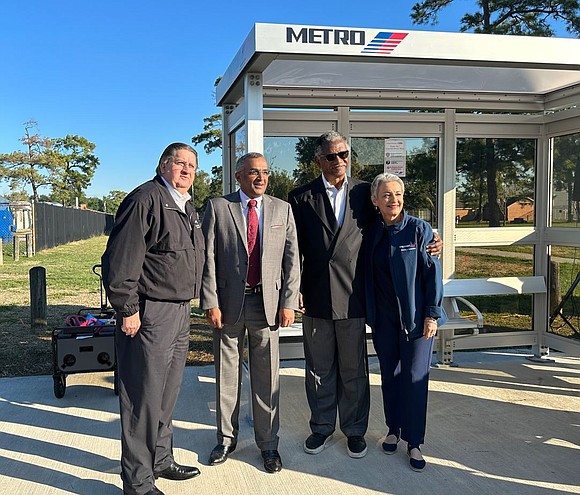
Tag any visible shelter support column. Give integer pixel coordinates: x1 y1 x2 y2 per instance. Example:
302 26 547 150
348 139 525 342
441 109 456 279
531 133 551 359
244 72 264 154
222 104 236 194
337 106 349 138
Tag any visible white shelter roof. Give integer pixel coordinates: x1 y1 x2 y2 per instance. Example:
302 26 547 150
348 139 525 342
217 23 580 106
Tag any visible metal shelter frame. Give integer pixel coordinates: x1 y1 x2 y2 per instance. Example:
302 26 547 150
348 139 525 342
216 23 580 357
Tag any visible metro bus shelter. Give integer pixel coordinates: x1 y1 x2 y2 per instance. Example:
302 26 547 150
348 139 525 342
215 23 580 358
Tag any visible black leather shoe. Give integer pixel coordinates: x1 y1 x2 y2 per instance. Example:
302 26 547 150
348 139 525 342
209 443 236 465
154 461 201 480
262 449 282 473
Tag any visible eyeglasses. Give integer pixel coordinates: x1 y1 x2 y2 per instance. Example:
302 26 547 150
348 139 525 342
246 169 270 177
321 150 349 162
172 159 197 171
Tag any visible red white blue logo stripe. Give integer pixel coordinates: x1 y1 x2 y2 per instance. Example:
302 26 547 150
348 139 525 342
362 32 408 54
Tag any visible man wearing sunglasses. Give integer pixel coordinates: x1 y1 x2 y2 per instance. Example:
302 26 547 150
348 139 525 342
288 131 441 460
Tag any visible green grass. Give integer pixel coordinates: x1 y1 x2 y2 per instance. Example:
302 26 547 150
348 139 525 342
473 245 579 258
0 236 108 321
0 235 214 377
455 250 534 278
454 250 579 336
551 221 580 228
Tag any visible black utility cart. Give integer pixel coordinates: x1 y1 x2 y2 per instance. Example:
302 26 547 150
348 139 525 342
51 264 118 398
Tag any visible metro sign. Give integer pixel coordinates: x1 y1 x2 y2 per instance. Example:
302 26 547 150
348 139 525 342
285 27 408 55
286 27 366 45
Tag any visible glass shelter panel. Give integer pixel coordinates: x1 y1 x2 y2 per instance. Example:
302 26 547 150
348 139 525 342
455 245 535 333
552 132 580 226
351 137 439 226
233 125 247 160
263 135 335 200
456 138 536 228
263 136 305 200
548 245 580 342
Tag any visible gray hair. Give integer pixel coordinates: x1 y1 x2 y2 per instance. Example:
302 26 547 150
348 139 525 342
156 142 198 174
371 173 405 198
315 130 350 157
235 152 265 172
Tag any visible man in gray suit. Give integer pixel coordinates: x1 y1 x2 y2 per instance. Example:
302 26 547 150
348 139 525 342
200 152 300 474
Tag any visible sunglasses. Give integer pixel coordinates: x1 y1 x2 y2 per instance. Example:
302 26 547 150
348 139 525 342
322 150 349 162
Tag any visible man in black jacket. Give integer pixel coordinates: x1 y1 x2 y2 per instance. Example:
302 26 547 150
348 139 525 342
102 143 204 495
289 131 374 460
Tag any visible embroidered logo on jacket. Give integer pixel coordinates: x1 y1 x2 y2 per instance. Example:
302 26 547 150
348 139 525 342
399 242 417 252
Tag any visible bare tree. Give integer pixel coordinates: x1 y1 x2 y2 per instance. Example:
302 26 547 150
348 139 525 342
0 120 55 201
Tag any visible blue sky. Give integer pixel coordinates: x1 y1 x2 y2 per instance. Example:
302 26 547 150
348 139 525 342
0 1 574 198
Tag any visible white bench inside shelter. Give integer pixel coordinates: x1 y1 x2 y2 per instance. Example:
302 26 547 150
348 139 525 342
273 276 547 364
438 276 546 365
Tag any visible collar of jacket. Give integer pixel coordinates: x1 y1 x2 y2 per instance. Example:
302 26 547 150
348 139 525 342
382 209 408 233
153 175 191 214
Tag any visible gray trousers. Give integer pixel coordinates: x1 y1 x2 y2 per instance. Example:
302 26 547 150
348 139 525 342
303 316 370 437
213 293 280 451
116 300 191 495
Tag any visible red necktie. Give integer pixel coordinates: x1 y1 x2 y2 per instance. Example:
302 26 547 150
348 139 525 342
247 199 260 287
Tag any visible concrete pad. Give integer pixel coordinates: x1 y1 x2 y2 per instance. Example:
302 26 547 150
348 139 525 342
0 349 579 495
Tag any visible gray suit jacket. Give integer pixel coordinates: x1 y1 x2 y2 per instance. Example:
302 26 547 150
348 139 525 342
200 191 300 327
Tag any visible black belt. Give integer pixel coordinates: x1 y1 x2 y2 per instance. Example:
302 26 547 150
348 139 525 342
244 285 262 295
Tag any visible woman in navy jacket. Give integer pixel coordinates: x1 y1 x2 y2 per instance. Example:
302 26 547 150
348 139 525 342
365 172 446 471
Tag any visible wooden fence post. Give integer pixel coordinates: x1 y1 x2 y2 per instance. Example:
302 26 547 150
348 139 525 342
30 266 47 331
26 233 33 257
13 235 20 261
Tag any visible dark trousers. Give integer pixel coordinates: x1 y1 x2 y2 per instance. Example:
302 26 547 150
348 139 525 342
116 300 191 495
302 316 370 437
372 321 434 447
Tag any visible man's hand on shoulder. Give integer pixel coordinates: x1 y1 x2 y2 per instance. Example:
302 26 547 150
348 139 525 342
426 232 442 258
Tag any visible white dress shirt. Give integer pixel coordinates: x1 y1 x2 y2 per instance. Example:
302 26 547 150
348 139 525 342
322 174 348 227
160 176 191 213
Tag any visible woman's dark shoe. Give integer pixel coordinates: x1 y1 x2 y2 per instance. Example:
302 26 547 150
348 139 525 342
407 445 426 471
381 433 400 454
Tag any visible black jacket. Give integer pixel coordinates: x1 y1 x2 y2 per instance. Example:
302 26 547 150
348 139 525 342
288 177 374 320
102 175 205 316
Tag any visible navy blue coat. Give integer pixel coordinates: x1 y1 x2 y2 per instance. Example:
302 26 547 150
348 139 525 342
365 210 446 340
